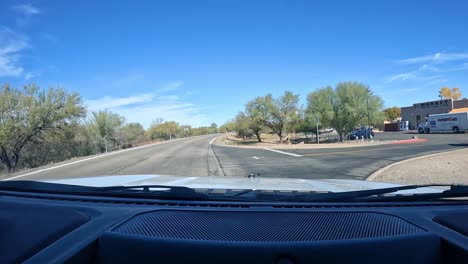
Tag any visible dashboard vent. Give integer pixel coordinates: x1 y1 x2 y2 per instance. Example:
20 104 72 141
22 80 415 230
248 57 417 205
113 210 425 242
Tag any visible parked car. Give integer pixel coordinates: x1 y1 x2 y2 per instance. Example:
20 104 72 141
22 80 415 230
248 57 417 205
347 130 362 140
347 128 374 140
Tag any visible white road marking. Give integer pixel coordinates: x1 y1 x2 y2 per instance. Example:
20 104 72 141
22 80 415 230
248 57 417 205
263 148 303 157
209 135 221 145
251 156 265 160
4 136 207 181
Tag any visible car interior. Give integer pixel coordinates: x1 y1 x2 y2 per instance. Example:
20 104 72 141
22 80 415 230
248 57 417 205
1 182 468 264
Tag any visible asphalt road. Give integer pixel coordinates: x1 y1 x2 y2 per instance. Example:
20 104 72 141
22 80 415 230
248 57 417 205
4 132 468 181
5 135 222 181
214 133 468 180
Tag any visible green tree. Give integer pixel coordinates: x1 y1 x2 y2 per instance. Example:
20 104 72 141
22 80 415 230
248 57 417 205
303 86 335 141
383 107 401 121
292 109 319 142
234 112 253 139
118 122 146 147
219 120 236 133
191 126 212 136
179 124 192 137
20 123 94 168
164 121 180 139
147 121 180 140
245 100 265 142
0 84 86 171
306 82 383 142
306 86 335 128
88 110 125 152
210 123 218 133
250 91 299 143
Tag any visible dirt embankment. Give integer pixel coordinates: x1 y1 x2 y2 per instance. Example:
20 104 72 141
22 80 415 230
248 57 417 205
368 148 468 185
214 134 394 149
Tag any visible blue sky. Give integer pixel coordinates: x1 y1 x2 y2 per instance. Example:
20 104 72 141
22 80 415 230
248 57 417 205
1 0 468 128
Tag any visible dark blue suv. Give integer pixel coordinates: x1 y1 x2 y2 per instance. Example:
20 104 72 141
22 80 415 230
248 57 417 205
348 128 374 140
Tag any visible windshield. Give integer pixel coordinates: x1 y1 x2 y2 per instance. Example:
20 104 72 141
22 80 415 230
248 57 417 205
0 1 467 200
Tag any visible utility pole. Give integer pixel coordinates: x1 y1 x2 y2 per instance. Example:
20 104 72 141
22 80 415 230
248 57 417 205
366 88 371 141
315 114 320 144
104 135 108 153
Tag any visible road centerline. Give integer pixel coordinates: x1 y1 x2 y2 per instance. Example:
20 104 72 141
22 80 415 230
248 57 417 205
263 148 303 157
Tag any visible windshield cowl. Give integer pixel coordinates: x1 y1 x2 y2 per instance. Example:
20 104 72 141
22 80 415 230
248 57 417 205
10 174 448 196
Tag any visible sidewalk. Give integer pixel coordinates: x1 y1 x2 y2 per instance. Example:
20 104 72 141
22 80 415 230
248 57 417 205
368 148 468 185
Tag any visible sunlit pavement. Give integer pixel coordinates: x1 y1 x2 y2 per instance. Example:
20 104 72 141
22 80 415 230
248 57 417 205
4 132 468 181
212 132 468 179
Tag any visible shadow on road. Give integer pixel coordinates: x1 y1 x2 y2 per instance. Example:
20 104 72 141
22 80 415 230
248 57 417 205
235 141 263 145
448 144 468 147
405 132 466 135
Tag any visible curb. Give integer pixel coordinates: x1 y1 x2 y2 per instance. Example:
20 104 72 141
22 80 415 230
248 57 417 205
391 138 428 145
208 134 226 176
208 144 225 176
366 148 468 182
212 137 424 150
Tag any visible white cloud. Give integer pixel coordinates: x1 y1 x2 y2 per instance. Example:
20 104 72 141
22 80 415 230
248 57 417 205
85 82 207 128
24 72 37 80
101 72 184 93
0 4 43 77
388 73 417 82
446 63 468 72
387 53 468 84
427 79 448 85
0 27 28 77
158 81 184 93
387 71 440 83
400 52 468 64
418 64 439 72
115 103 208 128
86 94 154 111
12 3 41 16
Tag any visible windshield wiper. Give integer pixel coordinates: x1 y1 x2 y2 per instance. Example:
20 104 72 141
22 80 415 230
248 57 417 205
259 184 467 203
357 185 468 202
0 181 210 201
2 181 466 203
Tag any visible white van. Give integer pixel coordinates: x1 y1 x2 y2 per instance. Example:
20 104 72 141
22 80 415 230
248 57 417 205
418 112 468 134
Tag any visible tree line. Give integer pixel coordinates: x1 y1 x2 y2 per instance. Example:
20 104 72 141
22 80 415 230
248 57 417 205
0 84 218 173
221 82 390 143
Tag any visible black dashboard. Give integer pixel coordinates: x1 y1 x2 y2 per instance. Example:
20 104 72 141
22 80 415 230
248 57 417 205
1 189 468 264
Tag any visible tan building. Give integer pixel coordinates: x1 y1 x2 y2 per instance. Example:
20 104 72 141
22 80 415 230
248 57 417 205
401 98 468 130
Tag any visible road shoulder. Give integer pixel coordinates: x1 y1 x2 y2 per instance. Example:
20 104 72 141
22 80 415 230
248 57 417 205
367 148 468 185
213 134 422 150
